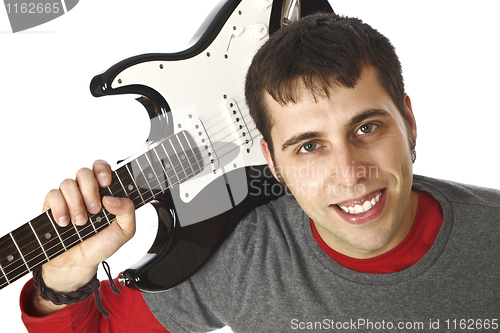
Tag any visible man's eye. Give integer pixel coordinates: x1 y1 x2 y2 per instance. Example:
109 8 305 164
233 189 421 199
356 123 378 136
299 141 318 153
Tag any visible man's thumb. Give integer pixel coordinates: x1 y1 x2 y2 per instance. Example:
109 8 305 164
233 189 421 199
102 196 136 236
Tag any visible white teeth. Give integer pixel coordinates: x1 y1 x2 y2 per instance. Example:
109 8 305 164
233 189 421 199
354 204 364 214
338 191 382 215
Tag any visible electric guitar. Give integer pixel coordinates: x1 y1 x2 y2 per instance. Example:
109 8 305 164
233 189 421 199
0 0 333 293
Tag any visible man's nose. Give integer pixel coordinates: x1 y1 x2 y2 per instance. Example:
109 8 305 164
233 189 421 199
328 144 364 187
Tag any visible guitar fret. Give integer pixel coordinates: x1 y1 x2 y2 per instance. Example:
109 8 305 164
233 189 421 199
177 132 197 176
169 139 189 182
174 135 192 176
156 142 179 186
46 211 67 251
0 262 8 285
0 131 205 292
153 148 171 188
9 233 30 272
71 222 83 242
107 172 126 198
182 130 203 172
88 217 98 233
0 234 23 285
161 142 180 185
145 152 165 191
31 214 65 261
9 222 46 272
126 163 145 206
135 159 154 196
115 168 137 199
102 208 113 225
114 170 129 196
48 213 81 255
28 221 49 262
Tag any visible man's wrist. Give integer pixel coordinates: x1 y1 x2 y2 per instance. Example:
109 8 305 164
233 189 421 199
40 264 98 294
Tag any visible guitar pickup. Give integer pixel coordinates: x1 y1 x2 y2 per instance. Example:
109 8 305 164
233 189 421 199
191 117 220 173
226 98 253 150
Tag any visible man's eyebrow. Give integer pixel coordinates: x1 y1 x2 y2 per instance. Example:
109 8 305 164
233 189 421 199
280 110 391 152
346 109 391 129
281 131 323 151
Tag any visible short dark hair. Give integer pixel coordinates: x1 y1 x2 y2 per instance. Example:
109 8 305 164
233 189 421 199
245 13 407 157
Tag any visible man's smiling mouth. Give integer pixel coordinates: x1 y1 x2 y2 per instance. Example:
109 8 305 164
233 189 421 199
336 190 384 215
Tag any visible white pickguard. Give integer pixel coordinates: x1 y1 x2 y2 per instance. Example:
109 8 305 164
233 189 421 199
111 0 272 224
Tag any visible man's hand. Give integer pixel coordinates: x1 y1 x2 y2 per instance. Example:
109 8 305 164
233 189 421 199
31 160 136 316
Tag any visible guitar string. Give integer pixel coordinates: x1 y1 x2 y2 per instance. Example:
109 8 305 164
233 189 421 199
1 119 261 278
143 97 260 175
199 112 259 156
199 106 254 143
0 132 204 286
140 101 258 180
0 110 264 287
168 105 258 166
0 128 265 288
0 119 262 274
1 117 262 271
0 159 201 289
183 101 262 163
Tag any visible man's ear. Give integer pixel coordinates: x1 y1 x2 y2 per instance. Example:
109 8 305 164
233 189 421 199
404 93 417 140
260 138 280 181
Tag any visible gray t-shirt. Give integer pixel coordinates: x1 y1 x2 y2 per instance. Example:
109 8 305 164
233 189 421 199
144 175 500 332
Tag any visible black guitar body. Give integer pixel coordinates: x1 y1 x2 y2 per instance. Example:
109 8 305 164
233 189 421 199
90 0 334 292
126 165 284 292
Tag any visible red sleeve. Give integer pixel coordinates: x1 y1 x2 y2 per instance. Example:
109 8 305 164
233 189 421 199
20 277 170 333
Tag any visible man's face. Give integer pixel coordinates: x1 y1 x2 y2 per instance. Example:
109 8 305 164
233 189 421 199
261 67 419 259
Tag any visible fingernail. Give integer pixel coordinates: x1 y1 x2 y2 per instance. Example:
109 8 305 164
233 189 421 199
58 216 69 227
104 196 120 207
88 203 100 214
98 173 111 187
75 215 87 226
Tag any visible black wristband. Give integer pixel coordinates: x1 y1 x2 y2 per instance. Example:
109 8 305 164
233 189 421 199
32 262 119 318
33 266 100 305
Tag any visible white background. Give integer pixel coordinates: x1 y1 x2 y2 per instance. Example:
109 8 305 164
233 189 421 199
1 1 499 332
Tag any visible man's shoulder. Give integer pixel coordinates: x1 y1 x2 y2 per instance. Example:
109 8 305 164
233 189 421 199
235 194 305 241
413 174 500 208
249 194 303 223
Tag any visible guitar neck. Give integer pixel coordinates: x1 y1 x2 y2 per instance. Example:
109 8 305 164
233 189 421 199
0 130 203 291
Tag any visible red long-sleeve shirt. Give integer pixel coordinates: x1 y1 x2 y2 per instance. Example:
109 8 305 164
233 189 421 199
20 191 442 332
20 276 169 332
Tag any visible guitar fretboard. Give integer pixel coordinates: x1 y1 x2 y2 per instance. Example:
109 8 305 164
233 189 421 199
0 130 203 290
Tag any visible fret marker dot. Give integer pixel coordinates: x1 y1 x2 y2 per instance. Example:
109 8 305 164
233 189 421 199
165 163 171 168
148 173 153 179
7 255 14 262
180 154 186 160
128 185 134 191
96 217 102 223
45 233 52 239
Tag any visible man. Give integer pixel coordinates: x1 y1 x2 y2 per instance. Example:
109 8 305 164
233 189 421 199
21 13 500 333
